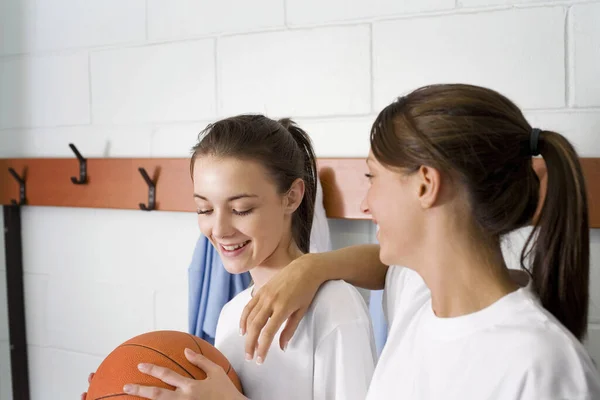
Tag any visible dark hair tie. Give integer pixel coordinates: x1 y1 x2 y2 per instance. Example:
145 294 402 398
530 128 541 156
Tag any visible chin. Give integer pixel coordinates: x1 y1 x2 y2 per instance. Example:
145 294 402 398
378 244 398 267
222 262 251 275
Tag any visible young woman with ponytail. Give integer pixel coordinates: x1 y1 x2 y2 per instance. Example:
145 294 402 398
239 85 600 399
119 115 376 400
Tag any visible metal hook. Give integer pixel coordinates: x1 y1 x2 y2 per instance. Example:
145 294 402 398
138 168 156 211
8 168 26 206
69 143 87 184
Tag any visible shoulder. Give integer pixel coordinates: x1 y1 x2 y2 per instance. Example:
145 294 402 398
384 266 430 323
495 296 600 397
309 280 372 336
217 287 253 326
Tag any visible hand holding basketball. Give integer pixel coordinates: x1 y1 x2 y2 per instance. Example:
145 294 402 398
123 348 247 400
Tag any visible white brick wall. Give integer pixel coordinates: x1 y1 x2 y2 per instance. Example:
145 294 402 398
90 41 216 124
1 0 600 398
0 0 145 55
571 3 600 107
218 26 371 117
27 347 102 400
147 0 285 40
373 7 566 110
32 0 146 52
0 208 11 399
525 111 600 157
0 126 154 158
0 270 8 343
0 0 36 55
0 53 90 129
0 342 11 400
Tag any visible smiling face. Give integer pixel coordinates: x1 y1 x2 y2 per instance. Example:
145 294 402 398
192 155 298 275
360 150 426 267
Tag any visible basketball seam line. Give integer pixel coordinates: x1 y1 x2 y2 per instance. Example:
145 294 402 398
95 393 129 399
120 343 195 378
187 333 232 375
186 333 204 355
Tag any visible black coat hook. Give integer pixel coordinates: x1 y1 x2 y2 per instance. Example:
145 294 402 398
138 167 156 211
69 143 87 184
8 168 26 206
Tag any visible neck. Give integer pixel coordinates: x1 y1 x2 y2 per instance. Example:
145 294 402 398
250 239 303 291
415 227 519 318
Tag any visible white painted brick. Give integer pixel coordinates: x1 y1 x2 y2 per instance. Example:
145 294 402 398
585 325 600 371
148 0 284 40
0 272 7 342
0 126 153 158
150 122 210 157
22 207 198 289
287 0 453 25
0 53 90 129
219 26 371 117
571 3 600 107
525 111 600 157
33 0 145 52
590 230 600 323
0 0 35 55
155 286 188 332
296 117 374 157
27 346 103 400
23 275 48 347
91 41 216 124
46 278 155 355
373 8 566 110
0 341 12 400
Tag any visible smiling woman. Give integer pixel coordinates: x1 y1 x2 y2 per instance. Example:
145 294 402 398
121 115 377 400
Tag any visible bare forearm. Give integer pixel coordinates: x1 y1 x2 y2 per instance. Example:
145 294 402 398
308 244 388 290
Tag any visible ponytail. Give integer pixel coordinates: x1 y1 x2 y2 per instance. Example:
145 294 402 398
278 118 318 254
521 130 589 340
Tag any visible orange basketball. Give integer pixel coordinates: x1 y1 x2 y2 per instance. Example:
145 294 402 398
86 330 243 399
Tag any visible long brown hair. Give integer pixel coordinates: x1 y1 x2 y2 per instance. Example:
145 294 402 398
190 114 317 253
371 84 589 340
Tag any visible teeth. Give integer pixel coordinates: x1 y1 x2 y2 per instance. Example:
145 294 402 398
223 241 248 251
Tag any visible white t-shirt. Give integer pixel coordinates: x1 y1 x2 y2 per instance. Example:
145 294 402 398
366 266 600 400
216 280 377 400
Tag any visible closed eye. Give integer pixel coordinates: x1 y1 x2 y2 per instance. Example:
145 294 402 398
197 209 212 215
233 208 254 216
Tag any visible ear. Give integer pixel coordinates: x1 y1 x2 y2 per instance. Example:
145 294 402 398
416 165 441 209
284 178 305 214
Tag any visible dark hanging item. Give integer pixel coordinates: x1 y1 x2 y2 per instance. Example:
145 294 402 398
8 168 26 206
69 143 87 184
138 167 156 211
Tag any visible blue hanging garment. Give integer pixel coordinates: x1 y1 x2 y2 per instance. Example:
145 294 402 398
188 235 251 345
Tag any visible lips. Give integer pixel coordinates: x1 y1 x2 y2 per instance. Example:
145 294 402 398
220 240 250 252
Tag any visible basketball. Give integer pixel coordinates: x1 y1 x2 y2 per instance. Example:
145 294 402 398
86 330 243 399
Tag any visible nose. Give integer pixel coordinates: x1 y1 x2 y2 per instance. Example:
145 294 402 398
212 211 235 239
360 195 370 216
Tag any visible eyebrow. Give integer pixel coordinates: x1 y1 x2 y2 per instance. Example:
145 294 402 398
193 193 259 202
